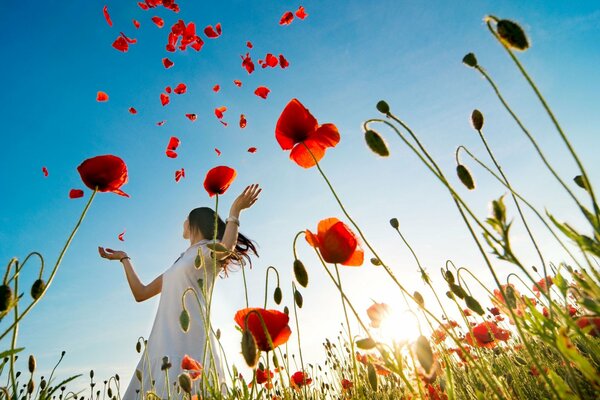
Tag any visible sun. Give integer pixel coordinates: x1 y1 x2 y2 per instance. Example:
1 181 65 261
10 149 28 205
376 308 424 345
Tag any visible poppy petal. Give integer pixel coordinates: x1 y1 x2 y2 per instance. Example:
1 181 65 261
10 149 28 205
247 147 257 153
129 107 137 114
254 86 270 99
295 6 308 19
279 11 294 25
239 114 247 128
215 148 221 156
185 113 197 121
279 54 289 69
151 16 164 28
162 57 174 68
160 93 170 106
241 53 255 74
42 167 49 177
233 79 242 87
167 136 180 151
112 36 129 52
246 41 253 48
157 120 166 126
118 230 125 241
103 6 113 27
310 123 340 149
96 91 109 102
213 84 220 92
289 140 325 168
133 19 140 29
174 83 187 94
215 106 227 119
265 53 278 67
69 189 84 198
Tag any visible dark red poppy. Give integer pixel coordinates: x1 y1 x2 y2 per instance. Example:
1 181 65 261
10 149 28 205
42 167 49 177
185 113 197 121
112 36 129 52
174 83 187 94
157 120 166 126
204 23 222 38
162 57 174 68
96 91 109 102
215 148 221 156
103 6 113 27
279 11 294 25
160 93 170 106
133 19 140 29
254 86 270 99
181 354 203 380
246 41 253 48
69 189 84 199
175 168 185 182
366 302 390 328
239 114 247 128
241 53 254 74
465 321 510 348
214 106 227 119
213 84 220 92
489 307 500 316
118 230 125 241
341 379 353 391
295 6 308 19
275 98 340 168
279 54 289 68
151 16 164 28
234 308 291 352
290 371 312 389
247 147 256 153
264 53 278 67
233 79 242 87
305 217 363 266
129 107 137 114
576 316 600 337
255 368 273 385
203 166 236 197
77 155 129 197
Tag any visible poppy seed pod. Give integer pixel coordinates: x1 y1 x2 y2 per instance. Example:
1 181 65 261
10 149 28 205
415 335 434 374
40 379 46 390
241 329 259 368
389 218 399 229
273 287 282 305
465 295 485 316
178 373 193 393
471 109 484 131
496 19 529 51
462 53 478 68
180 309 190 332
293 259 309 287
456 165 475 190
28 355 36 373
364 130 390 157
31 279 46 300
0 284 12 312
294 289 303 308
376 100 390 114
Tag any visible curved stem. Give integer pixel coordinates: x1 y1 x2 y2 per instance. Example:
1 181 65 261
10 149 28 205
263 266 280 309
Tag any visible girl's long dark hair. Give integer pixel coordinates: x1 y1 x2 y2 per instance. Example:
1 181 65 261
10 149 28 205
188 207 259 272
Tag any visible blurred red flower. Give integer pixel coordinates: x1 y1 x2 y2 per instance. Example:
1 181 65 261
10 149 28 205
576 316 600 337
254 368 273 388
305 217 363 266
275 98 340 168
465 321 510 348
181 354 203 380
341 378 353 391
77 155 129 197
203 166 236 197
234 308 291 352
366 302 390 328
290 371 312 389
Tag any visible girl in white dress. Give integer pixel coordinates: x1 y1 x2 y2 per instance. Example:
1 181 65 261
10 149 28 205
98 184 261 399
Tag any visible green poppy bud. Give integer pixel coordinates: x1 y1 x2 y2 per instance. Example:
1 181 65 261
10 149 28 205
135 369 142 382
496 19 529 51
450 283 467 299
178 373 192 393
444 270 455 284
284 306 289 315
492 196 506 223
241 329 259 368
465 295 485 315
574 175 589 192
370 257 382 266
273 287 282 305
364 130 389 157
356 338 377 350
180 309 190 332
367 363 378 391
462 53 478 68
107 388 113 398
456 165 475 190
40 379 47 391
31 279 46 300
0 284 12 312
135 341 142 353
161 356 171 371
376 100 390 114
415 335 434 374
413 291 425 308
28 379 35 394
294 289 303 308
293 259 309 288
389 218 399 229
471 109 484 131
28 355 36 373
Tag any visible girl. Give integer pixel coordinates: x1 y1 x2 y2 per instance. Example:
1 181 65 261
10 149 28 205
98 184 261 399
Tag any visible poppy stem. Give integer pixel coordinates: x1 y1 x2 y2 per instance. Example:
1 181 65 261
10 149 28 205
333 263 359 384
263 266 280 309
290 281 307 399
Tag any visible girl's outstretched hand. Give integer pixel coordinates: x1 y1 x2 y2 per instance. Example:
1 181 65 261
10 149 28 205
231 184 261 213
98 246 128 261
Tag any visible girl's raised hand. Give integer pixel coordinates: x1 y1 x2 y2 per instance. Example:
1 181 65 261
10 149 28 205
231 184 261 212
98 246 128 261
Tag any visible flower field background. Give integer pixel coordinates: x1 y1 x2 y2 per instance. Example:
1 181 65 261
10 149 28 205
1 1 600 399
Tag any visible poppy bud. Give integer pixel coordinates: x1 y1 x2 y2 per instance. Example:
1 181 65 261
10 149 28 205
370 257 382 266
444 270 455 284
465 295 485 316
364 130 389 157
294 289 303 308
31 279 46 300
194 254 202 268
376 100 390 114
284 306 289 315
136 341 142 353
456 165 475 190
108 388 113 398
241 329 259 368
574 175 589 192
367 363 378 391
28 379 34 394
445 291 454 299
471 109 484 131
413 291 424 308
356 338 377 350
496 19 529 51
90 370 94 379
293 259 309 287
272 353 280 369
273 287 282 305
415 335 434 374
216 328 221 340
28 355 36 373
0 284 12 312
178 373 193 393
504 286 517 309
450 283 467 299
180 309 190 332
492 196 506 222
161 356 172 371
40 379 47 391
389 218 399 229
462 53 478 68
135 369 142 382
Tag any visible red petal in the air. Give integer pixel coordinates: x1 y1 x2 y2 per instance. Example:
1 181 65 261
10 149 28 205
163 57 174 69
69 189 84 199
174 83 187 95
175 168 185 182
295 6 308 19
246 41 253 48
42 167 49 177
165 86 172 93
137 2 149 10
204 24 221 38
118 230 125 241
157 120 166 126
112 36 129 52
215 148 221 156
233 80 242 87
166 150 178 158
213 84 220 92
265 53 278 67
215 106 227 119
239 114 247 128
120 32 137 44
97 91 109 102
254 86 270 99
241 53 255 74
279 54 289 68
167 136 180 151
160 93 170 106
129 107 137 114
247 147 257 153
279 11 294 25
185 113 197 121
220 120 228 127
151 16 164 28
133 19 140 29
103 6 113 27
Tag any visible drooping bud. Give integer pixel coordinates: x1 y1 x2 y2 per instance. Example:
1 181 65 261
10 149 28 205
0 285 12 312
216 329 221 340
27 379 35 394
90 370 94 379
241 329 259 368
293 259 309 288
135 369 142 382
471 109 484 131
496 19 529 51
462 53 478 68
273 287 282 305
413 292 425 308
444 270 455 284
367 363 378 391
178 373 193 393
40 379 47 391
115 374 119 381
415 335 434 374
356 338 377 350
389 218 399 229
135 341 142 353
450 283 467 299
504 286 517 309
465 296 485 316
364 130 390 157
31 279 46 300
370 257 382 266
180 309 190 332
294 289 304 308
28 355 36 373
284 306 289 315
107 388 113 398
574 175 590 192
456 165 475 190
376 100 390 114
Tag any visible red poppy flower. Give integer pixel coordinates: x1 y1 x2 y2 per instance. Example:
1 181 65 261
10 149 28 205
129 107 137 114
69 189 84 199
42 167 49 177
213 84 220 92
264 53 278 67
246 41 253 48
576 316 600 337
204 23 222 38
185 113 197 121
181 354 203 380
151 16 164 28
533 276 553 296
160 93 170 106
166 136 180 158
215 106 227 119
234 308 291 352
133 19 140 29
103 6 113 27
275 98 340 168
77 155 129 197
279 11 294 25
295 6 308 19
241 53 254 74
215 148 221 156
157 120 166 126
305 217 363 266
162 57 174 69
255 368 273 386
118 230 125 241
341 378 353 391
174 83 187 94
175 168 185 182
254 86 270 99
247 147 257 153
279 54 289 69
239 114 247 128
465 321 510 348
203 166 236 197
233 79 242 87
96 91 109 102
290 371 312 389
366 302 390 328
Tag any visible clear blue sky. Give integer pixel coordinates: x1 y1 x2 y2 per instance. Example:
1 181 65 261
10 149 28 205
1 0 599 395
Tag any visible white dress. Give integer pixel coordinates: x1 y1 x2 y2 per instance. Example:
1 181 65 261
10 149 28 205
122 239 226 400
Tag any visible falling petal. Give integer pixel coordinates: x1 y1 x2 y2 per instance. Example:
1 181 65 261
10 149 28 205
174 83 187 94
69 189 84 199
241 53 255 74
118 230 126 241
213 84 220 92
163 57 174 69
42 167 49 177
279 54 289 68
265 53 278 67
175 168 185 182
167 136 180 151
204 23 221 38
137 2 149 10
129 107 137 114
103 6 113 27
166 150 178 158
165 86 172 93
254 86 270 99
215 106 227 119
151 16 164 28
120 32 137 43
247 147 257 153
133 19 140 29
97 91 109 102
157 120 166 126
239 114 247 128
112 36 129 52
160 93 170 106
295 6 308 19
185 113 197 121
279 11 294 25
233 79 242 87
215 148 221 156
246 41 253 48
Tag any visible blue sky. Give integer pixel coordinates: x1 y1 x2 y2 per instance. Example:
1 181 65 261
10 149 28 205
1 0 599 395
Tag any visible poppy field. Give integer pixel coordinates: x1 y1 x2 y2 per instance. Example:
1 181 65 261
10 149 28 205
1 1 600 400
